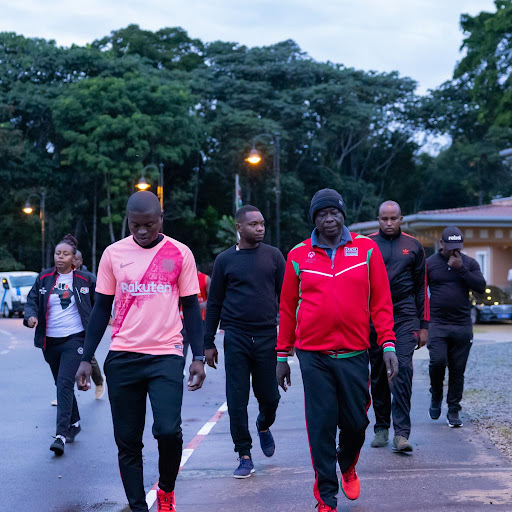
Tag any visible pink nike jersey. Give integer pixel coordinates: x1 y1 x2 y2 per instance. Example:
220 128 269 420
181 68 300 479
95 235 200 356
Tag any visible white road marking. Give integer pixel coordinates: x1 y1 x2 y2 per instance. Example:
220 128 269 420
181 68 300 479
0 328 19 355
145 490 157 509
197 421 217 436
146 401 228 510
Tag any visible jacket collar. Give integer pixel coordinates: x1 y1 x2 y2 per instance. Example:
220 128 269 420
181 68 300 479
379 228 402 241
311 226 352 248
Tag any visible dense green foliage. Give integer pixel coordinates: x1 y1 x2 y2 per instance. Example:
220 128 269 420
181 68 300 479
2 1 512 271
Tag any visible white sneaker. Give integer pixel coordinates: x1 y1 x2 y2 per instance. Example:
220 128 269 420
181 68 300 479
94 379 106 400
51 399 57 406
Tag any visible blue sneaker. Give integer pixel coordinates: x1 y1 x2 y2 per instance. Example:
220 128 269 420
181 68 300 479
233 456 255 479
256 421 275 457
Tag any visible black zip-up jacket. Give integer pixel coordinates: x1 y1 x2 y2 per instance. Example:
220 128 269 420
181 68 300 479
24 267 95 349
427 251 486 326
369 229 429 328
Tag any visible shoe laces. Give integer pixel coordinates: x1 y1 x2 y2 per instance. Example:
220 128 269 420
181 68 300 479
342 466 357 482
157 490 175 512
238 456 252 468
317 503 336 512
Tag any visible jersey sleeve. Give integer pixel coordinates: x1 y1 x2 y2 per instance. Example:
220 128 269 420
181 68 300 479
95 249 116 295
178 246 200 297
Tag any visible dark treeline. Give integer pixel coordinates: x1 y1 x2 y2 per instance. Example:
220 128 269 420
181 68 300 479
2 0 512 271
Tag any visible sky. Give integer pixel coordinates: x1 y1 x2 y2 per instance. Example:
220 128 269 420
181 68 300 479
0 0 497 94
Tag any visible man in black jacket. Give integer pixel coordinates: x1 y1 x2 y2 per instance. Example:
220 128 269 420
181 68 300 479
204 205 285 478
369 201 429 452
427 226 486 428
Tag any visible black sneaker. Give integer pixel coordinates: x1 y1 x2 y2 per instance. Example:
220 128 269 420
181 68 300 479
66 424 81 443
50 436 65 456
256 421 275 457
233 456 255 478
447 411 463 428
429 398 442 420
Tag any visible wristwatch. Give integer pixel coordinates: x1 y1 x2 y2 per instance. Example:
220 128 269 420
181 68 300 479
193 355 206 363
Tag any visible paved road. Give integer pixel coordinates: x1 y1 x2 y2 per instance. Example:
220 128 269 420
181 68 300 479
1 319 512 511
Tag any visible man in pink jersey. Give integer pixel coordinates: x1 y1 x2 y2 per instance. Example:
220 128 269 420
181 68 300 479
76 191 206 512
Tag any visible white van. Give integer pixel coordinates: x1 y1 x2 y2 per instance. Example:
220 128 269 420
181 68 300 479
0 271 38 318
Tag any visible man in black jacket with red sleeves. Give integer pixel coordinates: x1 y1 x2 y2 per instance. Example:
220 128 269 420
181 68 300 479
426 226 486 428
369 200 429 452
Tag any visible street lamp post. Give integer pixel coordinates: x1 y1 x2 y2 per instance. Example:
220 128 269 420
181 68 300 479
157 162 164 210
136 163 164 208
23 190 46 269
245 132 281 249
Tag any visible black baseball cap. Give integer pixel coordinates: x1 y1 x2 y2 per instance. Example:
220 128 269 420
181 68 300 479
441 226 464 249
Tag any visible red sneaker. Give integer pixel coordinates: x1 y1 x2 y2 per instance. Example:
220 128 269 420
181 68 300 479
340 466 360 500
316 503 337 512
156 489 176 512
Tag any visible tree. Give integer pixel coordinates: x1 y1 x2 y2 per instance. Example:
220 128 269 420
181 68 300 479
52 71 203 258
93 25 205 72
456 0 512 128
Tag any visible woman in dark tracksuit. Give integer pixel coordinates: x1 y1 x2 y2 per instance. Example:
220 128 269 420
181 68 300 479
24 234 94 456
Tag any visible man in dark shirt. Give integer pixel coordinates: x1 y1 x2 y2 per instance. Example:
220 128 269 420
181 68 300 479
369 201 429 452
204 205 286 478
426 226 486 428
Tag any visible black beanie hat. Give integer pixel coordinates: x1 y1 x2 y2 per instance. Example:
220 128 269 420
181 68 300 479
309 188 347 221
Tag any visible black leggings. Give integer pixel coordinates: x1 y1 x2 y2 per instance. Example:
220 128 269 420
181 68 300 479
44 332 84 437
104 351 185 512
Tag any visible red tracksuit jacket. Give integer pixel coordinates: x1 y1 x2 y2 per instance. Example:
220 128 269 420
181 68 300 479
277 233 396 357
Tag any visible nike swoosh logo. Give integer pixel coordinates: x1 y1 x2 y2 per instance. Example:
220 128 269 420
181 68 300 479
120 262 135 268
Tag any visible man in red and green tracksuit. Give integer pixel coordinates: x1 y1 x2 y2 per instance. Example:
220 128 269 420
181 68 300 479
277 189 398 512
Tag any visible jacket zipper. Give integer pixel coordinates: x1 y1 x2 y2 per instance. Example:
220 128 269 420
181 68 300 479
43 271 59 350
75 275 82 304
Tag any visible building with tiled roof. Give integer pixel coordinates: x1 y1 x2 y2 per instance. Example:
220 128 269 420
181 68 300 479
349 197 512 288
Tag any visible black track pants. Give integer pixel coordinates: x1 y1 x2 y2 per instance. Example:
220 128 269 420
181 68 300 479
224 329 280 456
297 349 370 510
427 323 472 412
104 351 185 512
43 332 84 437
369 319 419 438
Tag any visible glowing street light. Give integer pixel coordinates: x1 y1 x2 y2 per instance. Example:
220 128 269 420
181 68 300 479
22 203 34 215
244 132 281 249
22 190 46 269
135 163 164 208
135 176 151 191
245 148 262 165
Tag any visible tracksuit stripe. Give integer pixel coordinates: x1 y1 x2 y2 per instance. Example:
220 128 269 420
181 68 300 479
301 261 367 279
334 261 367 276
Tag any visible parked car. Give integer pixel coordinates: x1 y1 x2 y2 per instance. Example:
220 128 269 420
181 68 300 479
0 271 38 318
470 285 512 324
